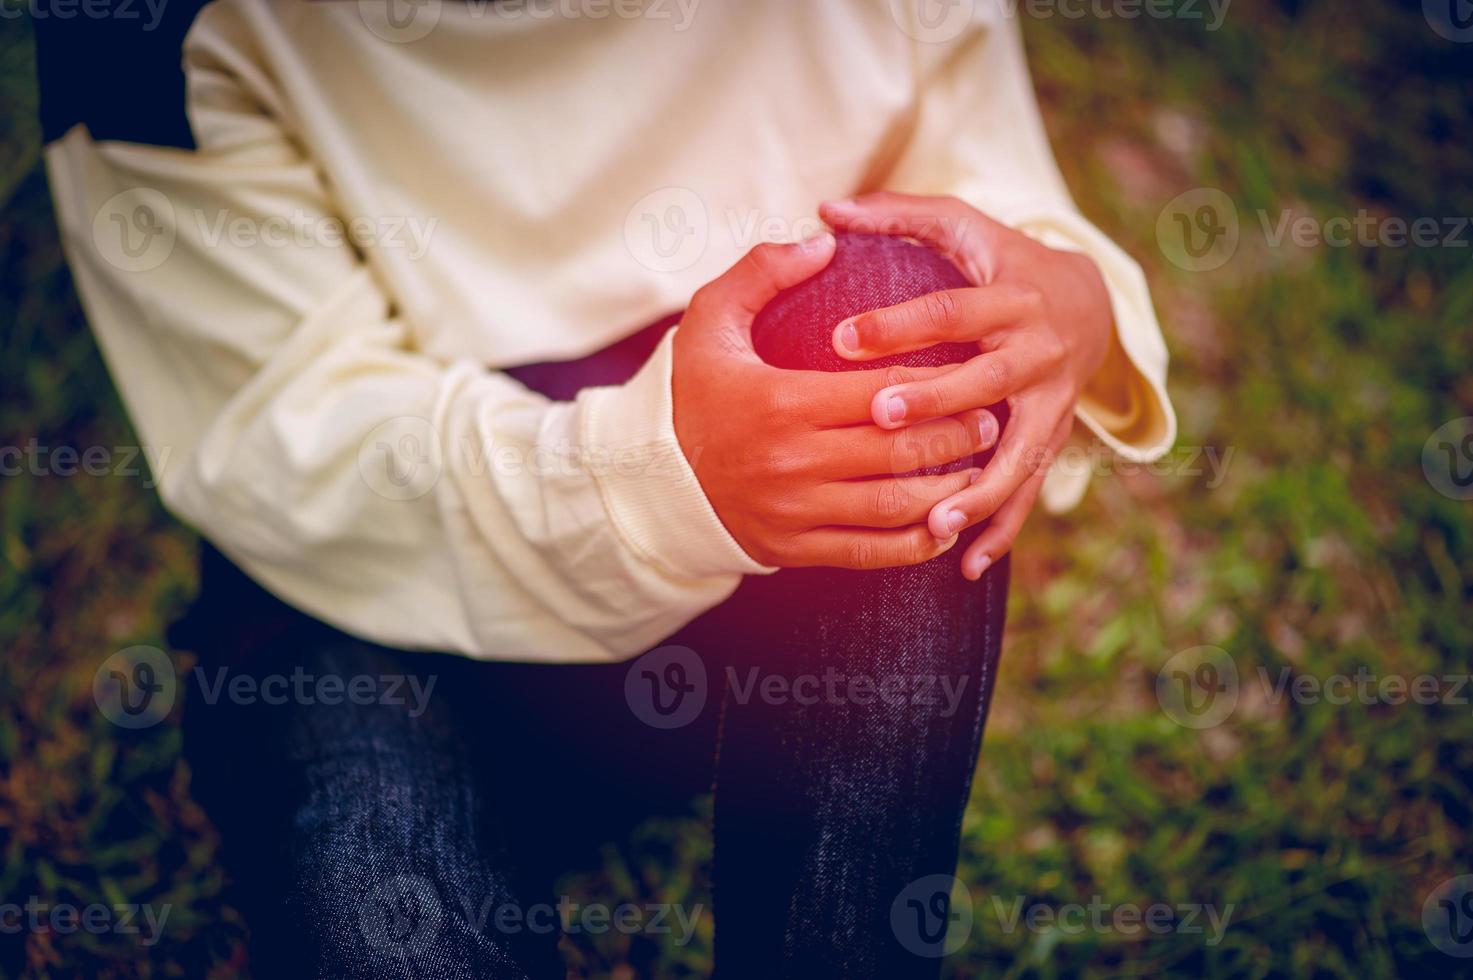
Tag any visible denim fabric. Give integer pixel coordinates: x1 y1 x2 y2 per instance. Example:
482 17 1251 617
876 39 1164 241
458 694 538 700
717 233 1008 977
178 232 1010 979
752 232 980 374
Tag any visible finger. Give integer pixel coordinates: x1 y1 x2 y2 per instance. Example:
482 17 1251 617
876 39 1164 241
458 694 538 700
813 408 1001 479
785 525 961 571
756 363 952 428
959 461 1049 580
959 410 1072 578
831 285 1042 362
819 193 1003 281
925 399 1071 539
692 235 835 327
803 468 981 530
865 346 1050 429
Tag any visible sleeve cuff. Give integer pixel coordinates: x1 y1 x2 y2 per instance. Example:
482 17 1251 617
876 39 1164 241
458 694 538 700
1006 207 1178 464
578 328 774 582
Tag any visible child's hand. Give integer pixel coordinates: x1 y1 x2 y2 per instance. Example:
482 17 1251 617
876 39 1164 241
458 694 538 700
672 235 994 570
821 194 1114 580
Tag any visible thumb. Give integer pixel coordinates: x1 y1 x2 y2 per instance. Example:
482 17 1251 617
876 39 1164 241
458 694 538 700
692 234 836 331
820 194 1005 285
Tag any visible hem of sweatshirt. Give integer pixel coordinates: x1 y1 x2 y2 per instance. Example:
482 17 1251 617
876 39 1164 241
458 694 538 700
578 328 775 582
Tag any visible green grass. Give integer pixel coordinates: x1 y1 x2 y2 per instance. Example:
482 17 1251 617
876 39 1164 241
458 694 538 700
2 2 1471 976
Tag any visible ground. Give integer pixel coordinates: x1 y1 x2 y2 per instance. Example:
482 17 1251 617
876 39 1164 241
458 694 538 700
1 1 1470 976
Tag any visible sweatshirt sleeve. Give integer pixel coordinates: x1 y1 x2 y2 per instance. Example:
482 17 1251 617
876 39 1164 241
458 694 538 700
41 34 764 664
882 5 1178 512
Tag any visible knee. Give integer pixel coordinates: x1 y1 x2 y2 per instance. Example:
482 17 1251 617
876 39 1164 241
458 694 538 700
285 825 538 979
284 864 476 979
750 232 978 374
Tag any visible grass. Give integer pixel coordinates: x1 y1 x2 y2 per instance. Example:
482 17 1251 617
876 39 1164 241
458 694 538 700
2 1 1471 976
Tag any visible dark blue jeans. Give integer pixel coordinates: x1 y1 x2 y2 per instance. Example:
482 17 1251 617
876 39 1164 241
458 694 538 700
177 234 1010 979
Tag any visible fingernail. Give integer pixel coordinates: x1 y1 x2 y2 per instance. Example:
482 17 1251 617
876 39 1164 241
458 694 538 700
946 508 967 533
968 468 982 485
971 554 992 579
978 412 998 449
799 231 834 253
886 395 907 424
835 319 860 353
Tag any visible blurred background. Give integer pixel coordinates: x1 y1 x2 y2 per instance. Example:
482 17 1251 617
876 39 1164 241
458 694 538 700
2 0 1471 976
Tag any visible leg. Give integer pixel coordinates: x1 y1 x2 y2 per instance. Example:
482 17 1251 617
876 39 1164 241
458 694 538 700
180 559 565 979
179 546 719 979
710 232 1011 978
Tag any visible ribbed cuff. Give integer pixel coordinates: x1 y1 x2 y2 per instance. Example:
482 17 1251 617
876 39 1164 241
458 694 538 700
578 328 774 581
1007 209 1178 464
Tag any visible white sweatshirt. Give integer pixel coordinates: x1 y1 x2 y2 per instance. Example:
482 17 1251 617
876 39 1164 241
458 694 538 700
42 0 1176 662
